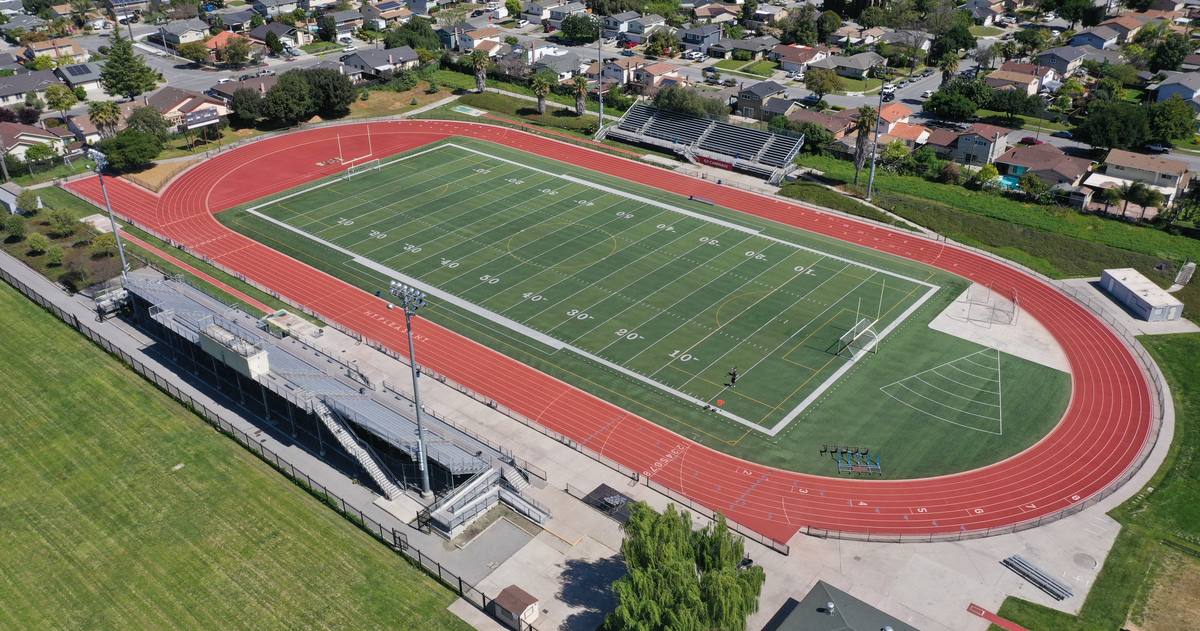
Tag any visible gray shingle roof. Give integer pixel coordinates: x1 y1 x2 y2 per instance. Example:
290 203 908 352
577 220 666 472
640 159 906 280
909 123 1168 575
162 17 208 35
0 69 62 99
741 80 785 97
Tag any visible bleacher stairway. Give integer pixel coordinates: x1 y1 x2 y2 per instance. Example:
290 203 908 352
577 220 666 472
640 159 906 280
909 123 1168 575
314 400 404 500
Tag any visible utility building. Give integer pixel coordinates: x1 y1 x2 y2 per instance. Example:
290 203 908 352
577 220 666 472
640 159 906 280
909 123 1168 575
1100 268 1183 322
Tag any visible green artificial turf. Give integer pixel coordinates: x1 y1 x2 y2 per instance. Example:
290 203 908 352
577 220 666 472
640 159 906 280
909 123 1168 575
0 281 471 631
216 138 1071 479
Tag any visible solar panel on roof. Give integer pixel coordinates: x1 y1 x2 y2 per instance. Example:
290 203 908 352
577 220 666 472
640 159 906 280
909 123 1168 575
65 64 89 76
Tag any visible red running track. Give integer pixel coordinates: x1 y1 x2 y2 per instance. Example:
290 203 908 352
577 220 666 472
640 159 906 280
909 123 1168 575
67 121 1152 542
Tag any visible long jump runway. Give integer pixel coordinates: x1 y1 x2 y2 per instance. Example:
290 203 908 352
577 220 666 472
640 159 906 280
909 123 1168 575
66 121 1153 544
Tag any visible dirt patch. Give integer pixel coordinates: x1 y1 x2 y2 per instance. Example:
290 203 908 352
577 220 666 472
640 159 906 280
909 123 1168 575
120 159 202 192
233 128 256 137
1138 546 1200 631
347 83 451 119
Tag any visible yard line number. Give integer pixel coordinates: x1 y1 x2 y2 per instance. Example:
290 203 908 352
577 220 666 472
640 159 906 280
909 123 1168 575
615 329 642 340
669 350 698 361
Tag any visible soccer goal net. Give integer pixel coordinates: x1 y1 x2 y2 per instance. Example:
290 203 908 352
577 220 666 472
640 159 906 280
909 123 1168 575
836 317 880 360
344 158 380 181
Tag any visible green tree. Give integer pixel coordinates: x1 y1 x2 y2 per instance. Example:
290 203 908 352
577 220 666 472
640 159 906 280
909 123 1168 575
1049 0 1092 29
100 32 157 99
975 163 999 186
223 35 252 65
46 208 79 237
318 16 336 42
604 503 765 631
262 72 313 124
16 189 40 214
469 48 489 92
561 13 599 43
505 0 521 17
572 74 588 116
880 138 909 170
263 29 283 55
177 40 210 65
249 13 264 28
816 10 841 41
740 0 757 25
858 6 886 30
923 90 978 120
385 17 440 50
779 5 817 45
940 77 992 107
938 53 959 86
5 214 28 239
1093 77 1126 101
794 120 833 154
26 55 55 71
1014 27 1051 55
1148 95 1196 143
1150 32 1191 73
303 67 355 116
645 28 680 56
95 129 163 169
804 67 843 101
1100 186 1122 214
24 142 55 161
1018 172 1049 199
44 243 64 264
1076 100 1148 150
930 23 975 59
88 100 122 139
26 231 50 253
531 70 554 115
125 106 170 144
44 83 77 123
230 87 262 122
988 88 1039 120
92 231 117 254
653 84 730 117
853 105 878 185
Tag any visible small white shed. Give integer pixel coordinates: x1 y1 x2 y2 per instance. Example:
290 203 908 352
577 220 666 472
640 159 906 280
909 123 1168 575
1100 268 1184 322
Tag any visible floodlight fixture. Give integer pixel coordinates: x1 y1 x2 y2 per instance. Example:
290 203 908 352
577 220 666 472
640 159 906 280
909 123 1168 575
389 280 433 498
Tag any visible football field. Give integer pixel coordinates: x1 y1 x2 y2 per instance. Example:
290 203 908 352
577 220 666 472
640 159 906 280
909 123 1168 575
242 142 939 434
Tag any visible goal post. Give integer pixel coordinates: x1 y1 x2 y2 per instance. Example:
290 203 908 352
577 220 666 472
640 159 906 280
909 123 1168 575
837 317 880 359
344 158 381 181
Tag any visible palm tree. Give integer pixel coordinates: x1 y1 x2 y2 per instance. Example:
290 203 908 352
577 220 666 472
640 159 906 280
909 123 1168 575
852 105 878 186
999 41 1018 63
938 53 959 86
469 48 489 93
70 0 92 28
1117 180 1149 217
1100 186 1122 215
88 100 122 139
572 74 588 117
531 71 554 115
1137 187 1166 220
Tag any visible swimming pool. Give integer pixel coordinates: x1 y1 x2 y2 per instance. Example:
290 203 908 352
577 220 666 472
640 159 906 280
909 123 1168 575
998 174 1021 190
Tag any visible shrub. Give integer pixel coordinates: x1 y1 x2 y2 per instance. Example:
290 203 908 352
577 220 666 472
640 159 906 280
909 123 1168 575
45 244 64 265
5 214 27 239
26 231 50 253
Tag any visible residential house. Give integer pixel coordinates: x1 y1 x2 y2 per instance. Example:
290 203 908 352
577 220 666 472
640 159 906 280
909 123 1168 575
827 25 887 47
999 61 1058 85
216 8 258 32
995 144 1092 187
251 0 298 17
0 70 63 106
247 23 313 47
209 75 277 100
878 30 932 54
706 36 779 59
1100 15 1144 42
737 80 786 120
472 40 504 57
160 18 209 46
0 53 24 72
769 44 829 73
1085 149 1191 204
951 123 1014 166
67 114 106 145
678 24 722 52
602 11 639 37
1037 46 1088 75
888 121 931 148
521 1 556 24
760 97 800 120
1181 52 1200 71
310 60 363 81
924 128 961 157
328 9 363 35
970 3 1003 26
48 4 73 19
624 14 666 44
360 1 412 27
463 26 502 51
786 108 852 138
585 56 648 86
524 40 562 64
104 0 149 17
1080 46 1124 65
531 50 585 80
0 122 69 158
984 69 1040 94
808 51 884 79
53 61 106 95
632 62 680 92
146 87 231 131
1152 72 1200 112
437 24 475 50
876 103 913 134
341 46 419 77
693 2 739 21
547 2 586 29
21 38 89 63
1071 25 1119 49
299 0 337 10
203 31 258 63
748 4 787 27
0 14 46 33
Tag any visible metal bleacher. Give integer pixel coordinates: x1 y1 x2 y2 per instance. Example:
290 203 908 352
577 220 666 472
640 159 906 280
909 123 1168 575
607 103 803 178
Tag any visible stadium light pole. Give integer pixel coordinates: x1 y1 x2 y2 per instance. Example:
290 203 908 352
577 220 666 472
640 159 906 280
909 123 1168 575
389 281 433 499
866 65 886 202
597 20 604 128
87 149 131 283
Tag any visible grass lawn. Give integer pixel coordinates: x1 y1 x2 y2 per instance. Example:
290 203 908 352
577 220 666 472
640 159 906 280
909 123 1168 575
457 91 594 132
0 281 471 631
989 333 1200 631
14 157 97 186
836 77 884 93
300 41 344 54
1124 88 1145 103
969 25 1004 36
714 58 751 71
431 69 609 114
217 137 1071 479
158 126 266 160
743 59 779 76
976 109 1070 131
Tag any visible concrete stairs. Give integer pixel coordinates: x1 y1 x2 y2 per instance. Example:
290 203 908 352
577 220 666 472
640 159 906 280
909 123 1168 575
313 400 403 500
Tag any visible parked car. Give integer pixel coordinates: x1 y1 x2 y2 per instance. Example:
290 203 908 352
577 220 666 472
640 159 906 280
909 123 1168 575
621 49 636 56
517 19 529 27
788 71 804 80
217 76 234 83
882 83 895 94
921 89 934 98
1146 143 1172 153
882 92 896 102
1050 130 1072 138
801 94 820 105
1020 136 1044 145
920 68 934 77
343 45 358 52
896 79 910 87
1051 29 1061 37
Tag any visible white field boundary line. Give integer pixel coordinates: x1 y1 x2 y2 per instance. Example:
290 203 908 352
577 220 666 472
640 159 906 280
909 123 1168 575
242 142 942 436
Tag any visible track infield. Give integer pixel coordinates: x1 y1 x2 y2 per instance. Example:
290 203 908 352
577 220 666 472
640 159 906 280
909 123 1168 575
218 138 1071 479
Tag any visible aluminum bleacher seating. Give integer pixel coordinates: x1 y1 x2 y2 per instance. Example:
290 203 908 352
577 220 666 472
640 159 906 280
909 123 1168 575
643 107 712 145
618 103 654 132
760 135 803 167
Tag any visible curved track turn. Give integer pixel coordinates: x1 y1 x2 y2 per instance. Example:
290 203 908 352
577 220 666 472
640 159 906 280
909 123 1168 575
67 121 1152 542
